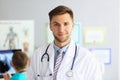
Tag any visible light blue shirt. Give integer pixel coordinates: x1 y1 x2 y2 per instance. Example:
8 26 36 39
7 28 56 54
53 43 70 67
9 72 26 80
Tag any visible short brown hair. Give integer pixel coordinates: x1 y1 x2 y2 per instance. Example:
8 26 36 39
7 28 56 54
48 5 74 21
12 51 29 71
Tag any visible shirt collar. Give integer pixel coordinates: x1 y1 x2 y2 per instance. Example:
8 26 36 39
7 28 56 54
53 43 70 54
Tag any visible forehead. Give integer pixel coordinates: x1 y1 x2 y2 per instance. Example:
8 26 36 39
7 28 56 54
51 13 73 23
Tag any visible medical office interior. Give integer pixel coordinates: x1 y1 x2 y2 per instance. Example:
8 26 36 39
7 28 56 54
0 0 119 80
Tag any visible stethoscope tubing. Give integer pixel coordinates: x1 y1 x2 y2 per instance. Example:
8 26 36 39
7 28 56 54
71 44 77 70
41 44 50 62
41 43 77 70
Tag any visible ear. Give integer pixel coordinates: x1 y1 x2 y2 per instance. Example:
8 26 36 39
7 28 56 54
72 21 74 29
11 62 15 68
49 23 52 31
11 62 17 71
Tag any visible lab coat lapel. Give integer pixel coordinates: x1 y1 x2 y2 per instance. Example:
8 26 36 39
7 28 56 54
47 43 54 74
57 41 76 77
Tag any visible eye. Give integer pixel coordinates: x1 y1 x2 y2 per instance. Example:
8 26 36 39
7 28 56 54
53 23 60 27
64 22 69 26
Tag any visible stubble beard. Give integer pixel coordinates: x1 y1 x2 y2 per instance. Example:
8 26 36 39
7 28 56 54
54 34 70 43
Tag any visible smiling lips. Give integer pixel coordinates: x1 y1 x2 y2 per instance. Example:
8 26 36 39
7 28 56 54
58 33 64 37
58 34 63 36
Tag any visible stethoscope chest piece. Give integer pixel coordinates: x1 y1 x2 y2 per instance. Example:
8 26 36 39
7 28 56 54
66 70 73 77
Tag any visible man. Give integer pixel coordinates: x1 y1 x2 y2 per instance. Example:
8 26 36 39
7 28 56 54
27 5 103 80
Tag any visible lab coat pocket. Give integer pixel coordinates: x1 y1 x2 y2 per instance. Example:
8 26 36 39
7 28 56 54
70 73 84 80
74 74 84 80
42 76 52 80
35 75 52 80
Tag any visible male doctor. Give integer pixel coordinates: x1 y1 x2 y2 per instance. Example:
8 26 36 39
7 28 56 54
27 5 103 80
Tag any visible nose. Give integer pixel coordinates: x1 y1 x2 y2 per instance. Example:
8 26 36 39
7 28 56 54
59 25 64 32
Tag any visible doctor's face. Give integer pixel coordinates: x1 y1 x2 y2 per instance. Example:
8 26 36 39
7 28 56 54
50 13 74 44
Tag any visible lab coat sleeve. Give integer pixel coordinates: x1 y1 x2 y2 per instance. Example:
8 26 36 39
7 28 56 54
94 62 104 80
26 45 47 80
27 65 36 80
26 49 38 80
89 57 104 80
76 57 104 80
86 49 104 80
78 47 104 80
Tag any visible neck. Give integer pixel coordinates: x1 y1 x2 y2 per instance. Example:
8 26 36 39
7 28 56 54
16 68 26 73
54 39 71 48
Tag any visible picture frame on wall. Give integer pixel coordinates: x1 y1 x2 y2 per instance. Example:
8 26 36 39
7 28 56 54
90 48 111 65
83 27 106 45
0 20 34 57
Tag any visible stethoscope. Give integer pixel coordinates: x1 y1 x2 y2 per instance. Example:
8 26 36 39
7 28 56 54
40 44 77 77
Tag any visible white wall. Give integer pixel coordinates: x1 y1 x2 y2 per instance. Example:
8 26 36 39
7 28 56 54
0 0 119 80
119 0 120 79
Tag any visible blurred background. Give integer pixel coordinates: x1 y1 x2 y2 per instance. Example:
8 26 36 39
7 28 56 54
0 0 119 80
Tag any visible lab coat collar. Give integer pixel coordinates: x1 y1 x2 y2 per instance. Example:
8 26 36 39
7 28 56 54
47 40 76 76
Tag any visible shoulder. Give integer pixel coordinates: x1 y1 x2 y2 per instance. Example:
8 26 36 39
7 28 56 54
30 43 52 61
75 46 104 78
77 46 91 56
33 44 47 56
9 73 26 80
76 45 98 62
33 43 53 55
76 45 104 75
34 44 48 54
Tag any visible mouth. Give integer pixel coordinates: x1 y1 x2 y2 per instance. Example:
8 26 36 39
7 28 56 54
58 34 64 36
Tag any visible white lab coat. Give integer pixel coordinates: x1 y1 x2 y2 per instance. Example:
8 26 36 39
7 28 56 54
27 41 103 80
